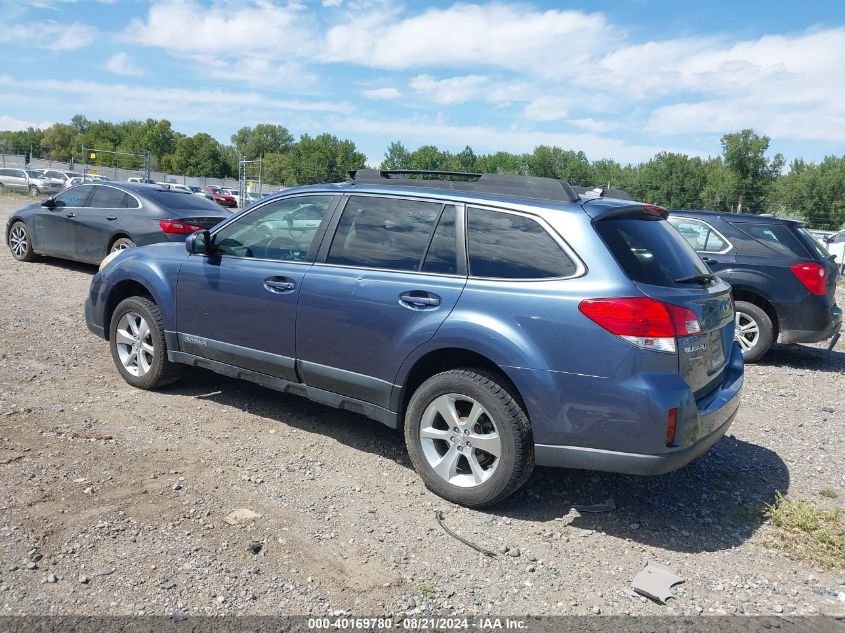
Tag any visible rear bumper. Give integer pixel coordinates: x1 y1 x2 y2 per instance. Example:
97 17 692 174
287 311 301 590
775 297 842 344
530 343 744 475
535 407 737 474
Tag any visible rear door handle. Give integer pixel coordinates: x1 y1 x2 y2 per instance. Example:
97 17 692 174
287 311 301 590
106 215 117 221
399 290 441 309
66 212 76 218
264 276 296 293
702 257 717 264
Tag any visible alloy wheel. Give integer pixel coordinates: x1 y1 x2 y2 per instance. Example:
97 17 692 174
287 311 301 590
9 225 28 258
419 393 501 488
111 239 134 253
115 312 154 377
735 311 760 352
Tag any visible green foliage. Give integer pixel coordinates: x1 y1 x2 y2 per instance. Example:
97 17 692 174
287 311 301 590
231 124 294 159
721 129 785 213
287 133 366 185
381 141 412 170
764 492 845 569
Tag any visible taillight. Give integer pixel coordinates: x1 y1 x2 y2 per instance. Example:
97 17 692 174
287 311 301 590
790 262 827 296
578 297 701 353
159 220 204 234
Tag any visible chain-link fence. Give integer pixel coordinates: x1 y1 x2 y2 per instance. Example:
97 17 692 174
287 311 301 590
0 153 287 198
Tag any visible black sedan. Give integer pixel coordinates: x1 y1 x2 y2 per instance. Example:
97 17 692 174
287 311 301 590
6 182 232 265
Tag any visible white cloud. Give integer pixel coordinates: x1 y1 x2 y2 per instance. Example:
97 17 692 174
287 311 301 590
0 20 95 51
0 76 354 129
409 74 490 105
105 52 144 77
127 1 315 58
362 87 402 100
324 4 617 70
322 0 342 6
0 115 52 132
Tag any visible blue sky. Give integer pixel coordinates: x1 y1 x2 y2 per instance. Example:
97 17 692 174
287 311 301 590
1 0 843 167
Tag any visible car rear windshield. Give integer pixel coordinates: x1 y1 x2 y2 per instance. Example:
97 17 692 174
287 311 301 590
147 190 220 210
595 217 710 287
731 222 810 258
795 226 831 259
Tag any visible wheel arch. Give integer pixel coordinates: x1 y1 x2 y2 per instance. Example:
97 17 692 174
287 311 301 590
731 286 780 340
392 346 527 422
107 232 133 251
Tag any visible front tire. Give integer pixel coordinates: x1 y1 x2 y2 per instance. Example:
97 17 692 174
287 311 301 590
109 297 182 390
29 185 39 196
734 301 773 363
405 368 534 508
8 220 37 262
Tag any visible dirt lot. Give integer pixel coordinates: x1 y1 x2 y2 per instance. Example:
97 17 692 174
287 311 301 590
1 194 843 617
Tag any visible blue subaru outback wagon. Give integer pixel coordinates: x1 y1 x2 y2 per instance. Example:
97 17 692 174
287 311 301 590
85 170 744 507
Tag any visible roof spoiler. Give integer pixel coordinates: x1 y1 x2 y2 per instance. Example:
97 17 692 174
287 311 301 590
588 204 669 221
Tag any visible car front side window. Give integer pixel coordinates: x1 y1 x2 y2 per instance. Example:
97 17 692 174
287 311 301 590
54 185 93 207
212 195 334 262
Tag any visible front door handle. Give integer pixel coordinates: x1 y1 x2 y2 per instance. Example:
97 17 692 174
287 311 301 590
264 276 296 293
106 215 117 221
66 212 76 218
701 257 717 265
399 290 441 309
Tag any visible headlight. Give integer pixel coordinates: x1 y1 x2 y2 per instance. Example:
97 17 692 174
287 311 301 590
99 249 123 271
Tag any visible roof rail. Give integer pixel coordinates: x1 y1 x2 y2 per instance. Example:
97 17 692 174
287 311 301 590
347 169 580 203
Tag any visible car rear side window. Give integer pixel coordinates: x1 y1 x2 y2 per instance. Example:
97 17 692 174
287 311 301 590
148 190 218 210
668 217 729 253
89 186 131 209
733 223 810 258
595 217 710 287
466 207 576 279
327 196 443 272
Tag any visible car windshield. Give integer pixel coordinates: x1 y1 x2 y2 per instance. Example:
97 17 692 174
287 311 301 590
66 172 82 178
26 170 43 178
208 187 222 194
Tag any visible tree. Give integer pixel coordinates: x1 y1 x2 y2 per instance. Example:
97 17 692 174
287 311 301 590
721 129 785 213
287 134 366 185
231 124 294 159
381 141 411 170
40 124 79 162
635 152 707 208
408 145 451 171
475 151 527 175
452 145 477 172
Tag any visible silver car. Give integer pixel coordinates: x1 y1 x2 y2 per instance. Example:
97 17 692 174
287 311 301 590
0 168 63 196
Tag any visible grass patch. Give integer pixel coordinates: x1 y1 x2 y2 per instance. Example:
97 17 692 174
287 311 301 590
819 489 838 499
418 580 436 600
764 492 845 570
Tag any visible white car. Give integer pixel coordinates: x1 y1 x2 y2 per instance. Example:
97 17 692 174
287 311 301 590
156 182 193 194
40 169 83 188
824 230 845 275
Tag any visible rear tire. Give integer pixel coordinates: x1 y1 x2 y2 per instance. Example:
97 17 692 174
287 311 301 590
109 296 182 390
29 185 39 196
734 301 773 363
110 237 135 253
405 368 534 508
8 220 37 262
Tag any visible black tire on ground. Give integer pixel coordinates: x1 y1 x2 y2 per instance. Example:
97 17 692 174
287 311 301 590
7 220 38 262
734 300 774 363
110 237 136 253
29 185 39 196
404 367 534 508
109 296 182 390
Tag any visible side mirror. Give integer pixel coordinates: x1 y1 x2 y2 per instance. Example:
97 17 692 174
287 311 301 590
186 230 211 255
41 198 56 209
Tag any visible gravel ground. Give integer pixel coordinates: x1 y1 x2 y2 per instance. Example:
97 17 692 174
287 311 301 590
1 194 844 617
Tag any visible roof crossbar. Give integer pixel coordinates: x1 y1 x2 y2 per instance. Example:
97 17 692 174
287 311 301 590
347 169 580 203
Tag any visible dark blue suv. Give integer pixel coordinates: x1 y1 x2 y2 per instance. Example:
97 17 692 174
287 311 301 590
85 170 744 507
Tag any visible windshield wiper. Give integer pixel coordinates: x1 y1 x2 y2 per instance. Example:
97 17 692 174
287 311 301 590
675 273 716 285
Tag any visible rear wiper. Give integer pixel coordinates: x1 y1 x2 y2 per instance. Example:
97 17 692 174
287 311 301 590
675 273 716 285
